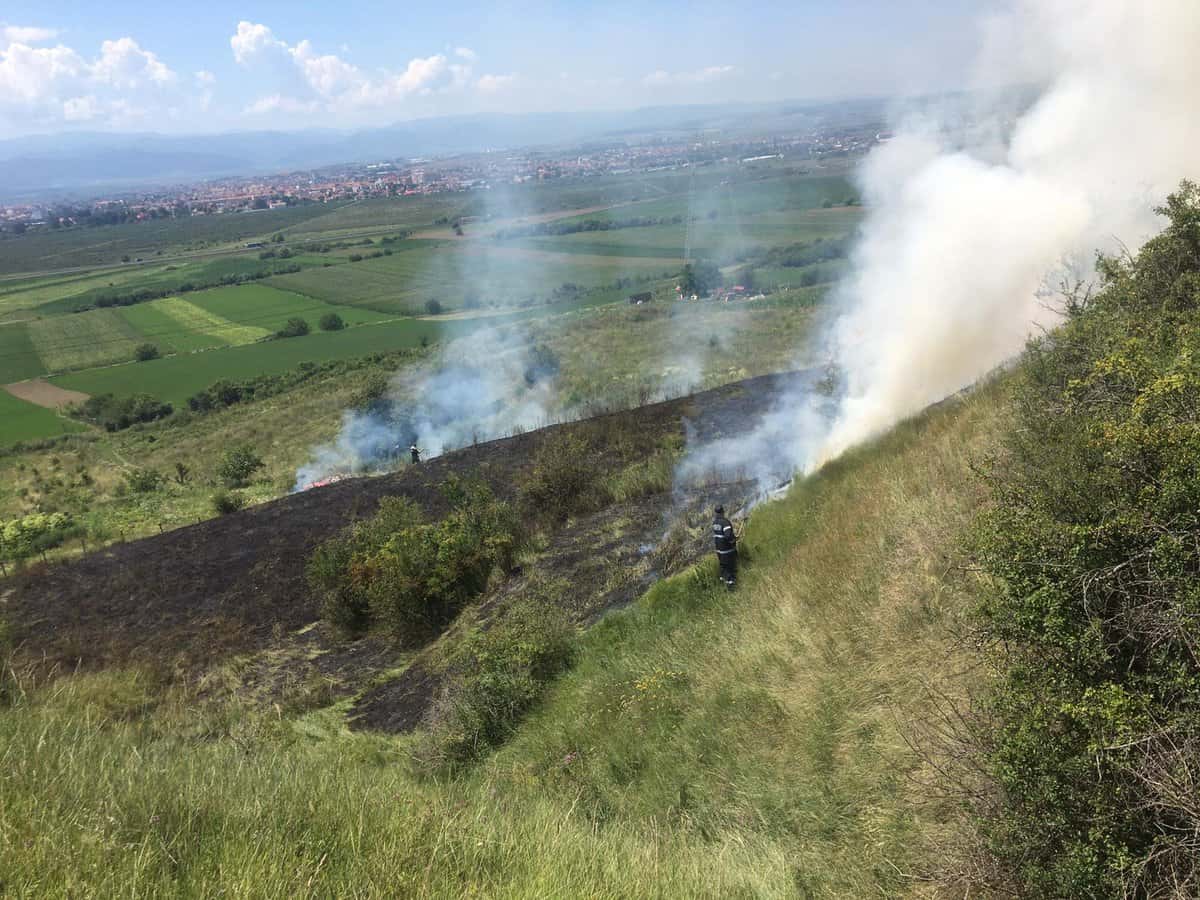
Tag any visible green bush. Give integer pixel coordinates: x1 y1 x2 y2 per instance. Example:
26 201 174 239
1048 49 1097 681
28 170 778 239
134 343 160 362
69 393 173 431
971 182 1200 897
210 490 246 515
124 468 164 493
216 445 264 488
318 312 345 332
308 480 522 642
424 298 443 315
275 317 310 338
0 512 78 563
417 589 576 773
518 432 603 525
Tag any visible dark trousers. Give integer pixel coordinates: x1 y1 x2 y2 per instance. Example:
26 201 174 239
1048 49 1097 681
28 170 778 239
718 552 738 587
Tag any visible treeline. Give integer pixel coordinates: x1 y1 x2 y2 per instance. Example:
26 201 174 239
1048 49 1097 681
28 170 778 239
68 394 173 431
756 235 850 268
969 182 1200 896
76 263 302 312
494 214 684 240
186 352 420 414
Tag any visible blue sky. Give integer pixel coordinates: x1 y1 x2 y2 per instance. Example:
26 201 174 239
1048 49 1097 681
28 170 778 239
0 1 994 136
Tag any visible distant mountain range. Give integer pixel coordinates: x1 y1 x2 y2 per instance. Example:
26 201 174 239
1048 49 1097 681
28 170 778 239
0 99 885 202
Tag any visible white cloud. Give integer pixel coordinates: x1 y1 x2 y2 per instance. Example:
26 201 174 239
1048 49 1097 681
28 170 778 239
230 21 286 65
477 73 516 94
643 65 735 86
93 37 174 89
2 24 58 44
195 69 216 86
234 22 486 114
0 32 190 129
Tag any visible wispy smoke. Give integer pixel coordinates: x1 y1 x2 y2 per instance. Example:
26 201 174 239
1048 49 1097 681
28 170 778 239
681 0 1200 496
293 327 558 490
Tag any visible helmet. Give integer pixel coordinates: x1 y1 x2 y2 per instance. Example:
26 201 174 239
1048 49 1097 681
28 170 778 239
714 505 725 516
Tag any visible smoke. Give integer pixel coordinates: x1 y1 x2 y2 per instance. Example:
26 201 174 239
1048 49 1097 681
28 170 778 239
293 326 559 490
680 0 1200 496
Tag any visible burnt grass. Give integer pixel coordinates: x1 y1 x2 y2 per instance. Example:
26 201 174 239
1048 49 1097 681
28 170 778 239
2 372 811 732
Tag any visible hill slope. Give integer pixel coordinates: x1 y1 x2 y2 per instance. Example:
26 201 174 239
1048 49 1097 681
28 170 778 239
0 373 1001 896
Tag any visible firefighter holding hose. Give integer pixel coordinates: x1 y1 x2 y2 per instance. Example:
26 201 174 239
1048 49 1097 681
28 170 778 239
712 505 738 590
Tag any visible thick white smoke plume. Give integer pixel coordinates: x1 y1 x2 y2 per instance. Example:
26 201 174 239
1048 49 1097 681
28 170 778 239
814 0 1200 464
681 0 1200 495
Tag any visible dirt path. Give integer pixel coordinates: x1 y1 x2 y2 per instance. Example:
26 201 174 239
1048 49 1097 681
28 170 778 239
4 379 88 408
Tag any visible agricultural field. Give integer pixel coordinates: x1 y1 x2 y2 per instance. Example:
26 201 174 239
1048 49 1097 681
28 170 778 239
27 308 145 373
0 388 85 442
50 315 449 406
271 242 677 314
0 164 862 447
0 202 348 276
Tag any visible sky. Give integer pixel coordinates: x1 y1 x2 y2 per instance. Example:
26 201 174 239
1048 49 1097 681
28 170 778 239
0 1 996 137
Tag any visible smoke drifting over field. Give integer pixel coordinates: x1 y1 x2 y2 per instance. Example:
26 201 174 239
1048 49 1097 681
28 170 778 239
682 0 1200 497
293 326 558 491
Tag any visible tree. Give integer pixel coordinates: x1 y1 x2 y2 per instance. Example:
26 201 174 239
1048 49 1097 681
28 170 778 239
276 317 310 338
134 343 160 362
424 298 444 315
680 260 722 296
216 445 264 488
318 312 345 332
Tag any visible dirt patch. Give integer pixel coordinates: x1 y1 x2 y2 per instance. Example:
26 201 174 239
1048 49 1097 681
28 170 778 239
4 379 88 409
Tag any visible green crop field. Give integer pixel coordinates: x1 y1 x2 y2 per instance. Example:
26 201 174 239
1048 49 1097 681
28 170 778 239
137 297 272 346
51 316 453 405
0 322 42 383
186 284 389 331
271 241 678 313
0 203 348 276
0 389 85 442
26 308 145 374
118 301 226 354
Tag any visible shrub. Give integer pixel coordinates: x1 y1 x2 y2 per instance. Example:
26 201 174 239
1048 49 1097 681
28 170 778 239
424 298 443 315
970 182 1200 897
124 468 164 493
275 317 310 338
518 433 602 525
210 490 246 515
0 512 78 564
216 445 264 488
523 343 560 386
318 312 345 332
134 343 160 361
417 589 576 773
69 393 172 431
308 480 522 641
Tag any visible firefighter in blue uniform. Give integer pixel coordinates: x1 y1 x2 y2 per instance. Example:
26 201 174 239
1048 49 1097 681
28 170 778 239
712 505 737 589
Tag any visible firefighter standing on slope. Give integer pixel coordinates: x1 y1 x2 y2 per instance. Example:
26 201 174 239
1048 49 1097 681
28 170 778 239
410 444 422 464
712 505 738 589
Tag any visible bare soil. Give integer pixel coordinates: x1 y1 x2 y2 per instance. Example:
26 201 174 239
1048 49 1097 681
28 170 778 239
4 379 89 409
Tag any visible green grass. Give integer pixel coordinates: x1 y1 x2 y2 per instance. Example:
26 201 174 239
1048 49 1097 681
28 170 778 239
271 243 677 314
50 317 450 405
186 284 388 331
27 308 146 373
0 321 42 382
0 379 1001 896
0 389 86 442
118 301 226 354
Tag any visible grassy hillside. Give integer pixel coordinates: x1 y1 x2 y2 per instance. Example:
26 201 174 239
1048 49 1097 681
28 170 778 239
0 378 1001 897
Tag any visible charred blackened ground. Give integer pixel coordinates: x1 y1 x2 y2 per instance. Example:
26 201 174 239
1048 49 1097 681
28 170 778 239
2 371 816 730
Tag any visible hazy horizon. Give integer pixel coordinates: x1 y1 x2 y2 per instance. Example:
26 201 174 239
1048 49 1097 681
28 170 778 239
0 1 993 139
